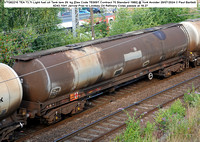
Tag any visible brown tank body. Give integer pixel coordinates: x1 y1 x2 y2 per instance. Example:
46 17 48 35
12 24 188 102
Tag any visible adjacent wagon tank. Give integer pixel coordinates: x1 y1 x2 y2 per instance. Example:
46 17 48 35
0 63 23 120
12 24 188 103
181 20 200 52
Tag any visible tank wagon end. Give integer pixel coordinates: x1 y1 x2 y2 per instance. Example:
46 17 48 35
0 63 26 141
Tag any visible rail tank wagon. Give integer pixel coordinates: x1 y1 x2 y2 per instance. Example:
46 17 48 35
12 24 188 103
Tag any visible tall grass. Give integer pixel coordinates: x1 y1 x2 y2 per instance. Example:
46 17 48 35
114 88 200 142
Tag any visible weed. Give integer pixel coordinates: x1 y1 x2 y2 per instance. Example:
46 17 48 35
114 88 200 142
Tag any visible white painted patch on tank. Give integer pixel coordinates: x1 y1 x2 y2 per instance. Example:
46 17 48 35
124 50 142 62
67 46 103 91
35 59 51 98
77 47 103 88
70 61 79 91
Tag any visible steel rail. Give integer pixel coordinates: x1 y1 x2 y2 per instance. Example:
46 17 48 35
92 89 187 142
54 73 200 142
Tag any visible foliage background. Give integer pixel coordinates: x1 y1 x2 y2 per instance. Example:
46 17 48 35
0 0 199 65
109 8 199 36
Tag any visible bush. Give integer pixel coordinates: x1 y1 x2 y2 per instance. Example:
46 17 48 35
115 88 200 141
154 99 185 131
184 87 200 107
114 110 155 142
109 8 196 36
0 28 38 65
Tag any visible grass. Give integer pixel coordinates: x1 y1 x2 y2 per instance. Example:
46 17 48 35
114 87 200 142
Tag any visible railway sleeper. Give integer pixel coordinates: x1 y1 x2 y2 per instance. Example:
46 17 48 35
95 125 112 131
102 122 119 127
73 136 91 141
108 119 125 124
88 129 104 134
82 132 99 138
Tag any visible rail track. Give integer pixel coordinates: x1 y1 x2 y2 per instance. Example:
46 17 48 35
54 74 200 142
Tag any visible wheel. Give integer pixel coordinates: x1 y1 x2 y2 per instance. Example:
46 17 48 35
148 72 153 80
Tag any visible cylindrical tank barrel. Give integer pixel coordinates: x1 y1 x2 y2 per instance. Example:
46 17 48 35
0 63 23 120
181 21 200 52
13 25 188 103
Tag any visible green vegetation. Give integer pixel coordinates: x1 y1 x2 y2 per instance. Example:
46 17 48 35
109 8 200 36
0 0 109 65
115 110 156 142
114 88 200 142
1 4 200 65
94 15 109 38
0 1 91 65
0 0 63 64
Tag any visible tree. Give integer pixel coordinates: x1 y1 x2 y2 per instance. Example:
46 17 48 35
108 8 135 36
0 1 61 33
0 0 62 65
109 8 197 36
